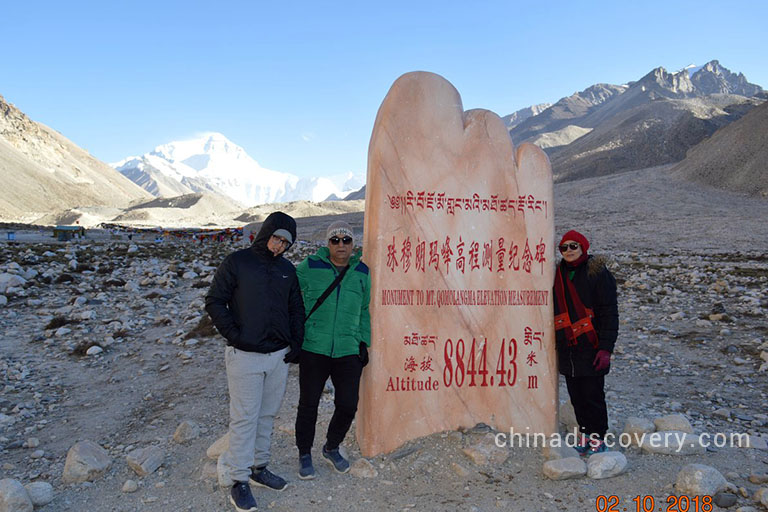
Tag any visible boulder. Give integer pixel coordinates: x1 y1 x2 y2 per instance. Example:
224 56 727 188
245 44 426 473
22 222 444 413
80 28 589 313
126 446 164 477
675 464 728 496
461 433 509 466
587 452 627 479
206 433 229 460
173 420 200 443
654 414 693 433
62 440 112 483
23 481 53 507
559 401 579 430
622 417 655 445
0 479 33 512
543 457 586 480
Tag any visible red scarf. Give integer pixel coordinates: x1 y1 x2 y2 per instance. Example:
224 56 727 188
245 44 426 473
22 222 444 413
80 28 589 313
554 264 598 348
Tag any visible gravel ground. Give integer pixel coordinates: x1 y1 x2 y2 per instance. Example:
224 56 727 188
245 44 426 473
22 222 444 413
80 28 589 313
1 166 767 511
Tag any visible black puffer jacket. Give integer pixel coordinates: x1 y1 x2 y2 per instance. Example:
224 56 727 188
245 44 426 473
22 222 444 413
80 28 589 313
554 255 618 377
205 212 305 353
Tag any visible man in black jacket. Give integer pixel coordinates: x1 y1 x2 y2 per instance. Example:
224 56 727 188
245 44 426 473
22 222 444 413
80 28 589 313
205 212 304 512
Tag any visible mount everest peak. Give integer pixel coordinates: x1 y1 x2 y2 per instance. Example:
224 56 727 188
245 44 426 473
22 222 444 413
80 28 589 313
113 133 363 206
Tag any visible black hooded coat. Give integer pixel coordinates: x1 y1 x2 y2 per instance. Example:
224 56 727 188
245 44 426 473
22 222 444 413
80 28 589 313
205 212 305 353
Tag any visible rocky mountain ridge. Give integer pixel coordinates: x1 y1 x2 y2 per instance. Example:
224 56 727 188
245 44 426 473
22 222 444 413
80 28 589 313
672 100 768 196
506 60 765 183
0 95 152 221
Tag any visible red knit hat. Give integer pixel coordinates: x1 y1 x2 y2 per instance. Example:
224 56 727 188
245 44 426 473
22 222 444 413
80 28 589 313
559 230 589 253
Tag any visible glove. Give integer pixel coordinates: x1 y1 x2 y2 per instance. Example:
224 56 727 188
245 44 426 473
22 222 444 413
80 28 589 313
284 346 301 364
358 343 369 367
592 350 611 372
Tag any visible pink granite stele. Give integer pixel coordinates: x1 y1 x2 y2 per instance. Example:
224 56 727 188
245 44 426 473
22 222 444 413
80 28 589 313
358 72 556 456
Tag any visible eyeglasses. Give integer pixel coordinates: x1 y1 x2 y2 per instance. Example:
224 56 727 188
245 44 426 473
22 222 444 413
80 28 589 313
558 243 580 252
329 236 353 245
271 235 290 247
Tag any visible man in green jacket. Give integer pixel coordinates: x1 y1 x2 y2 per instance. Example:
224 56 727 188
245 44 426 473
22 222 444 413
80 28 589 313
295 220 371 479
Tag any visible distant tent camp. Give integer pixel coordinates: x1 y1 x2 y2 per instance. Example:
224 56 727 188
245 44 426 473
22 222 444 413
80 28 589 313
53 225 86 241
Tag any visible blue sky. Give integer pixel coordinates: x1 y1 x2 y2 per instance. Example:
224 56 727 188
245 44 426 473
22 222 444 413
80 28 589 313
1 0 766 179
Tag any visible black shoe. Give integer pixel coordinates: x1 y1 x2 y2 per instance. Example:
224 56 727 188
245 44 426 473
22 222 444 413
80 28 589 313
249 466 287 491
229 481 257 512
298 454 316 480
322 444 350 474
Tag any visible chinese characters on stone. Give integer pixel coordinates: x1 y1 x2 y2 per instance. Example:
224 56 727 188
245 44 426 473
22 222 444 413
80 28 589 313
387 236 547 275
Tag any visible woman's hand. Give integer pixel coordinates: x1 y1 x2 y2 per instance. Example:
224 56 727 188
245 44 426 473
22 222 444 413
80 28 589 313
593 350 611 371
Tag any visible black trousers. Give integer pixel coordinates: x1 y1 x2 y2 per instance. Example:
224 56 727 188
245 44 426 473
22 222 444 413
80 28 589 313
565 375 608 439
295 350 363 455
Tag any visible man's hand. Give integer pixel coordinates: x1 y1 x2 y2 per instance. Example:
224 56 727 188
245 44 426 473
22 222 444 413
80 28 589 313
284 347 301 364
593 350 611 372
358 343 369 367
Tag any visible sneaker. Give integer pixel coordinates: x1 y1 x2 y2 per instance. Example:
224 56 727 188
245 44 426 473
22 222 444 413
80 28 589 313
229 481 257 512
574 435 589 456
250 466 287 491
322 444 350 474
587 439 608 456
298 454 316 480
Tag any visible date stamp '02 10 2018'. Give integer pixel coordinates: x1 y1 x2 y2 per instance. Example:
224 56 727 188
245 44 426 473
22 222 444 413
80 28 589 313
595 495 713 512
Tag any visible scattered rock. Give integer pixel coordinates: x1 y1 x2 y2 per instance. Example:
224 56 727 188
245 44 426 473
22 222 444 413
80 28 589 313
461 433 508 466
85 345 103 356
622 417 655 445
713 491 738 508
0 478 33 512
543 457 586 480
349 458 378 478
62 440 112 483
675 464 728 496
746 435 767 450
200 461 218 481
654 413 693 433
23 481 53 507
559 401 578 430
450 462 470 477
754 487 768 507
122 480 139 493
587 452 627 479
206 433 229 460
542 444 580 461
173 420 200 443
126 446 165 477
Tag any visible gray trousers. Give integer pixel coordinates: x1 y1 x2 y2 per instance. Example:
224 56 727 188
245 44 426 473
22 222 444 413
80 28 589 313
218 346 289 485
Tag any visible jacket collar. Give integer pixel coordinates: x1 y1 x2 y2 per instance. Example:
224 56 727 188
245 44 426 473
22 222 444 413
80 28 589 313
314 246 361 268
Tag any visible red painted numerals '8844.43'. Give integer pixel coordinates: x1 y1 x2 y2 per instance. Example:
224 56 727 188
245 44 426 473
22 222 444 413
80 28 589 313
442 338 517 388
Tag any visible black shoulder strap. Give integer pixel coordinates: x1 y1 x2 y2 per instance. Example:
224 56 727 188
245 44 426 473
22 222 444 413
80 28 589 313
305 265 350 321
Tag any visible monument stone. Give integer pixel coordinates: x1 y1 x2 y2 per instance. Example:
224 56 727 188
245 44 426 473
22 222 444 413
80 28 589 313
358 71 556 456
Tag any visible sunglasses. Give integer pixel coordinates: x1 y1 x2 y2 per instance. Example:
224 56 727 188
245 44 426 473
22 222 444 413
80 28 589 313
329 236 353 245
558 243 580 252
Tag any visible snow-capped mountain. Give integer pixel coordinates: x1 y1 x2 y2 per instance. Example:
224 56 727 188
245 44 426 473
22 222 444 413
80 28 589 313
113 133 363 205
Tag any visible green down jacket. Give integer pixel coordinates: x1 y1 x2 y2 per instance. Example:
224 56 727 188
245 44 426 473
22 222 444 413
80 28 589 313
296 246 371 358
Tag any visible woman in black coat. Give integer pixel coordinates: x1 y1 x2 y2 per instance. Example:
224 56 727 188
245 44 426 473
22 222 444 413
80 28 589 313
553 230 618 455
